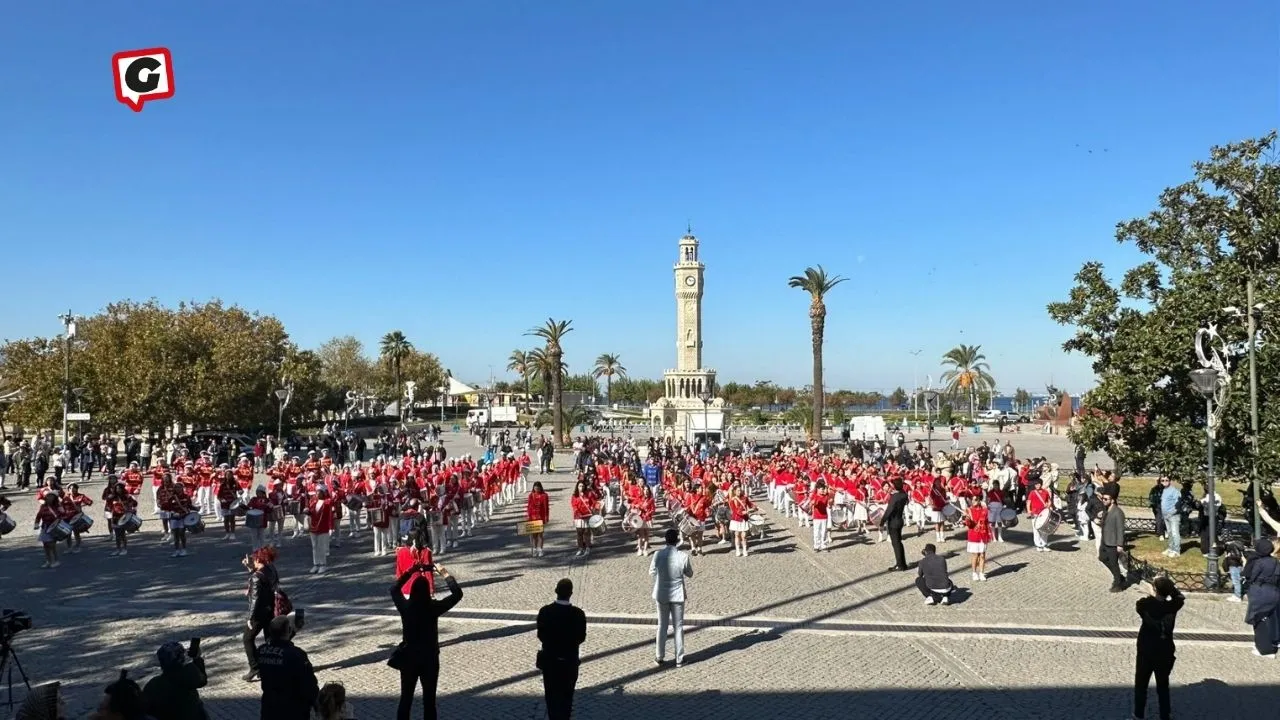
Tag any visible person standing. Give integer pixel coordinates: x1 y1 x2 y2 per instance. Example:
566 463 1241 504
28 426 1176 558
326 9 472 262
1133 577 1183 720
536 578 587 720
1158 477 1180 557
307 487 334 574
390 562 463 720
1243 536 1280 657
257 614 319 720
650 527 694 667
1097 490 1128 592
242 546 280 682
142 640 209 720
526 481 550 558
882 479 909 572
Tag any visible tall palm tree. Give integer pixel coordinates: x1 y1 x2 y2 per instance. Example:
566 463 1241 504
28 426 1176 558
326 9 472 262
940 343 996 418
787 266 847 441
507 349 531 408
592 353 627 406
526 319 573 446
379 331 413 419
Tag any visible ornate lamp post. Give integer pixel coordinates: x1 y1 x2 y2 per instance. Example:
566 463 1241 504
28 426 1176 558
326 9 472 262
699 389 712 452
1189 367 1221 589
274 387 291 449
57 311 76 444
922 389 940 456
71 388 86 440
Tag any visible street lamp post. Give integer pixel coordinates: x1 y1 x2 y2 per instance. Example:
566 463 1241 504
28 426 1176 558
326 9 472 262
71 388 86 440
274 388 291 450
1189 367 1222 590
57 311 75 445
922 389 940 457
481 393 491 450
441 369 451 422
909 349 922 420
699 389 712 453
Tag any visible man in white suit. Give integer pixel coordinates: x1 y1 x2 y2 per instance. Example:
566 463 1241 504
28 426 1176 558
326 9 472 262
649 527 694 667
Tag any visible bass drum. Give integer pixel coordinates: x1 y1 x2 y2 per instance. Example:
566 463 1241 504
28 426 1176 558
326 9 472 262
0 512 16 536
587 514 606 536
70 512 94 533
117 513 143 534
999 507 1019 529
868 506 886 527
678 515 704 537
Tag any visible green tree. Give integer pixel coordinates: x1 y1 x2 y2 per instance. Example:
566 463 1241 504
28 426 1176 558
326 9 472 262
527 318 574 446
1048 133 1280 482
941 344 995 417
889 386 909 408
788 266 847 441
507 349 531 404
316 336 376 398
1014 387 1032 413
379 331 412 418
592 353 627 406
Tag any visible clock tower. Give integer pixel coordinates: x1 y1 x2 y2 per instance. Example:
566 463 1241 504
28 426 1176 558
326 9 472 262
650 228 725 441
675 231 704 371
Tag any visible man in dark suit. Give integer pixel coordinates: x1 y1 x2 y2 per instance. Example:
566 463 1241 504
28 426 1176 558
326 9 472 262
883 479 910 571
537 578 587 720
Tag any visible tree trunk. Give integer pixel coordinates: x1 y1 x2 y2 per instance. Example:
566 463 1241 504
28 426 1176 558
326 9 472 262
810 301 825 443
551 349 564 446
605 376 612 406
395 359 402 421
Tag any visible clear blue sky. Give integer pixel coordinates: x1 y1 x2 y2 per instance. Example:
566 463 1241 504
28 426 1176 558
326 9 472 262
3 1 1276 396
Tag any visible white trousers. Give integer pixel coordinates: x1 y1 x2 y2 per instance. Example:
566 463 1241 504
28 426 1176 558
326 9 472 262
196 487 213 515
812 518 830 549
655 601 685 663
310 532 330 567
1032 511 1049 548
432 521 447 555
373 525 391 555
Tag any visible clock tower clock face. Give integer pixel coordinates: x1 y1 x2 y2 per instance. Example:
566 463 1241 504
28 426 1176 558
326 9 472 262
684 275 697 287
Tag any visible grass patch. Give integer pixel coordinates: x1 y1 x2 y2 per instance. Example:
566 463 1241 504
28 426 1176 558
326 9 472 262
1128 533 1216 575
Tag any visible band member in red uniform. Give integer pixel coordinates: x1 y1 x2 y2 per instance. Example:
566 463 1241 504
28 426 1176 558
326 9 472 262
217 470 241 540
307 486 335 574
246 486 272 551
928 478 948 542
986 484 1007 544
163 478 197 557
570 481 595 557
1027 478 1053 551
632 484 657 557
727 484 754 557
525 481 550 558
367 484 394 557
106 487 138 556
267 480 287 543
964 496 992 582
60 483 93 553
121 462 144 498
811 482 832 552
34 493 63 569
234 458 255 500
685 486 712 557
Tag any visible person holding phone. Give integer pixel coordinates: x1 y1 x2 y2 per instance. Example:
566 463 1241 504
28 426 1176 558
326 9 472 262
389 562 463 720
142 639 210 720
1132 577 1184 720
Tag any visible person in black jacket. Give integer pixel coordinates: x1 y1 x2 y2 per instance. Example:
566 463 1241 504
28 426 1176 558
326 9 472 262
257 614 318 720
915 543 954 605
536 578 588 720
882 480 909 571
391 562 463 720
142 641 209 720
1132 577 1183 720
242 546 280 682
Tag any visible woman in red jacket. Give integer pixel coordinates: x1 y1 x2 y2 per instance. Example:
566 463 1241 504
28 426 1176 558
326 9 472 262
570 481 596 557
727 484 755 557
525 481 550 558
34 493 63 569
964 496 992 582
308 486 335 574
60 482 93 554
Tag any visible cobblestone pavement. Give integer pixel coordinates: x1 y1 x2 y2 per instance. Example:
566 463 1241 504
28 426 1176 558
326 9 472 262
1 432 1271 719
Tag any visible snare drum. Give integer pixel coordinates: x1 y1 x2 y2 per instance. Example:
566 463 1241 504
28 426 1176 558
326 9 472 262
426 512 443 526
587 514 605 536
270 505 285 522
0 512 16 536
229 500 248 518
868 506 886 527
368 508 386 526
346 495 365 512
117 513 142 534
747 513 766 528
1033 509 1062 535
69 512 94 533
834 490 851 507
941 504 960 523
49 520 74 543
678 515 704 536
714 505 731 524
245 508 267 529
285 500 302 516
999 507 1019 529
624 509 643 532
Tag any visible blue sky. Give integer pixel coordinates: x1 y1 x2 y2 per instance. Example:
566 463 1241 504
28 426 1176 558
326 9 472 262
2 1 1276 396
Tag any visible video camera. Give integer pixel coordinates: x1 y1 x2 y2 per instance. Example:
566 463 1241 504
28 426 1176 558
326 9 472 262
0 610 32 643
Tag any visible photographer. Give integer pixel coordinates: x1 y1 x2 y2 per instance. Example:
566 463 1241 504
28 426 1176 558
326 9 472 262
142 641 209 720
389 562 463 720
242 546 280 682
257 614 319 720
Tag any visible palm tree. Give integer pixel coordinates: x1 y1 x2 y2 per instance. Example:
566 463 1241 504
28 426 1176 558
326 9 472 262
592 353 627 406
787 266 847 441
379 331 413 419
507 349 531 408
940 344 996 418
526 318 573 446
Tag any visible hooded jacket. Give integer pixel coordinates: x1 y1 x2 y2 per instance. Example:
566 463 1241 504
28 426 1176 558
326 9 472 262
1244 538 1280 625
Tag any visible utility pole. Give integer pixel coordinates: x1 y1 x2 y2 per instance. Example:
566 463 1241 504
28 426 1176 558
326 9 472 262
1247 278 1261 539
909 349 922 420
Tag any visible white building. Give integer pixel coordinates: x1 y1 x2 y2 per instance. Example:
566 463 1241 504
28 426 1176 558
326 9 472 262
648 230 727 442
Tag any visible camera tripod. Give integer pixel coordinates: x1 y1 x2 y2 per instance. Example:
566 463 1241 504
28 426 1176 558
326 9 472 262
0 636 32 713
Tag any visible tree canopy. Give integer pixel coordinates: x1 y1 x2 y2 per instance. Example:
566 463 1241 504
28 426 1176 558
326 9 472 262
1048 132 1280 482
